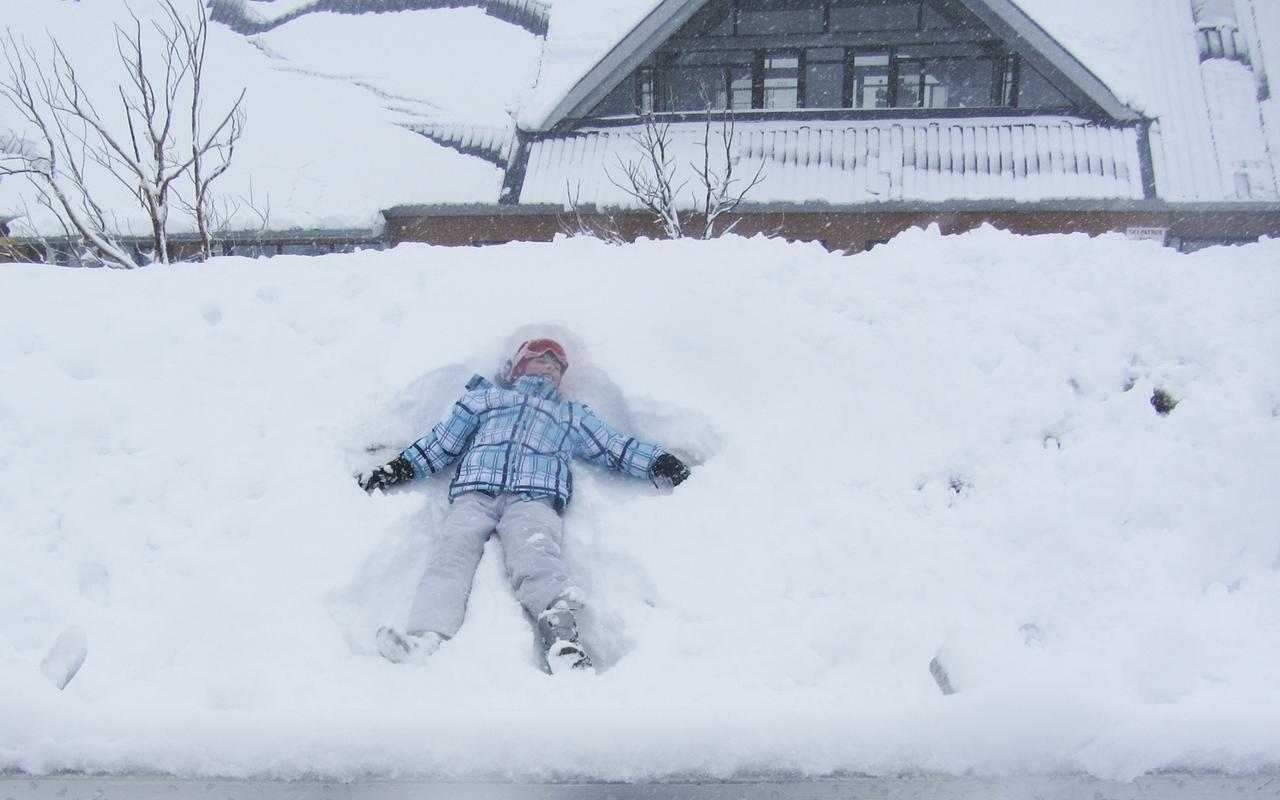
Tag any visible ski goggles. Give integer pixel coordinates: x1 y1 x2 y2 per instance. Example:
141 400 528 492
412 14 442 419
512 338 569 372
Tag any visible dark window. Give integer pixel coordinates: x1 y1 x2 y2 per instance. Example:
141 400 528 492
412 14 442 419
737 0 826 35
679 1 734 37
1016 61 1072 108
999 55 1017 106
830 0 921 32
898 42 989 59
281 242 332 256
667 66 727 109
869 46 1003 108
729 67 754 109
639 68 655 113
851 51 891 108
761 51 803 108
1202 27 1224 57
586 0 1085 117
805 47 845 108
895 58 924 107
920 57 998 107
594 79 637 116
921 2 960 28
658 51 752 111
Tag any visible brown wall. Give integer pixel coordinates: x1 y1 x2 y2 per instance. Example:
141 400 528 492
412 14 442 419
386 208 1280 253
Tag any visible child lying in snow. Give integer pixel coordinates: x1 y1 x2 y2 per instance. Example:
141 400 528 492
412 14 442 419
357 338 690 673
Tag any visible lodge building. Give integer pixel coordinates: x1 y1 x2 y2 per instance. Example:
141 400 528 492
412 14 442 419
385 0 1280 253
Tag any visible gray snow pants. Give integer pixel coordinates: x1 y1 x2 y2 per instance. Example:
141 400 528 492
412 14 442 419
406 492 578 638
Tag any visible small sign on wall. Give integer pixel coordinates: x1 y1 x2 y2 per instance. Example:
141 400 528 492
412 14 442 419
1125 226 1169 244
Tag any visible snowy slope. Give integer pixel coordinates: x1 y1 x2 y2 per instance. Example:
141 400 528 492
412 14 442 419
242 6 541 130
2 229 1279 780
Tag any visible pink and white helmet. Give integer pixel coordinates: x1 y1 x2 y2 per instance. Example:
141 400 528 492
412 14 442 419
507 338 569 380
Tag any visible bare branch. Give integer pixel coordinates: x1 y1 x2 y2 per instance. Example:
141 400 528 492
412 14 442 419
558 180 625 244
605 102 765 240
690 104 765 239
605 112 686 238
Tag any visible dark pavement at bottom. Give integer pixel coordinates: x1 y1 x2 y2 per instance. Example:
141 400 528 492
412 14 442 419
2 774 1277 800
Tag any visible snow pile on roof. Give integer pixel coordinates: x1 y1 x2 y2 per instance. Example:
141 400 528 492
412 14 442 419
247 5 540 129
2 229 1279 780
521 118 1146 208
1013 0 1161 115
237 0 322 21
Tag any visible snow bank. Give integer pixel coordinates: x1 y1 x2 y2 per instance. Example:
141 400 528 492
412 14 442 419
1 229 1279 781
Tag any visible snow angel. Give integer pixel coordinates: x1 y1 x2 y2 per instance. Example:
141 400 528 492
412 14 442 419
357 338 691 673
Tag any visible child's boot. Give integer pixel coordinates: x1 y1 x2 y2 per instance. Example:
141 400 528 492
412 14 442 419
537 598 593 674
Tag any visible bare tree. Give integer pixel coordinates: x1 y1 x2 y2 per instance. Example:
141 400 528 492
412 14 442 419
174 0 245 260
0 0 246 267
0 232 20 262
608 112 686 239
607 104 766 240
558 180 625 245
1 36 142 267
692 106 765 239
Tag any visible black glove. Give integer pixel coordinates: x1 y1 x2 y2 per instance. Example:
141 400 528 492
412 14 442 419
357 456 415 493
651 453 690 487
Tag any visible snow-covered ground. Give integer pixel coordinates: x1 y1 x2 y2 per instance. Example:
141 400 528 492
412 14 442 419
2 227 1279 781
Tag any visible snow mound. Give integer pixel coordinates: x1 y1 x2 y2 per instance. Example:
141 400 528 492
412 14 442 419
1 228 1279 781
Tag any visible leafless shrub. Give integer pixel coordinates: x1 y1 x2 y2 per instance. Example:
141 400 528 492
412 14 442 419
607 102 765 240
558 180 625 245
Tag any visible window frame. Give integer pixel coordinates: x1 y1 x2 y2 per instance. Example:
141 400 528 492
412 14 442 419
828 0 924 34
756 48 807 110
652 50 754 112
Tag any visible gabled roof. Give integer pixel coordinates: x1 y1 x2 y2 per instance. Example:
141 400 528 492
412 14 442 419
532 0 1142 133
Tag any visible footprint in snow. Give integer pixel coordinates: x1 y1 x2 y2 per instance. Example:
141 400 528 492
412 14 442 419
77 562 110 606
40 626 87 690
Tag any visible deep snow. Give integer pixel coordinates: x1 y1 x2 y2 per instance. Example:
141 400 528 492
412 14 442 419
1 227 1279 781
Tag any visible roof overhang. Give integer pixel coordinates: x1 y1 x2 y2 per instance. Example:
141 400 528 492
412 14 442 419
536 0 710 132
535 0 1142 132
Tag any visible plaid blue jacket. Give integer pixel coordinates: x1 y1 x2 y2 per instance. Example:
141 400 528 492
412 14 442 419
400 374 666 509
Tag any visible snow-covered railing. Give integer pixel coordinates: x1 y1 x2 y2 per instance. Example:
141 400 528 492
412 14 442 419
518 118 1147 208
